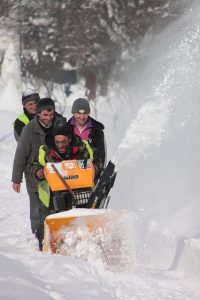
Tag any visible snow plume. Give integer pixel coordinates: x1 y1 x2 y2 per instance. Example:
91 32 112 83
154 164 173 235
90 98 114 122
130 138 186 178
112 1 200 185
113 17 200 168
112 98 171 168
112 3 200 169
112 67 176 167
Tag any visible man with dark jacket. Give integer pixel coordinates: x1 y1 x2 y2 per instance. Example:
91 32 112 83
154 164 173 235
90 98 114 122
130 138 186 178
68 98 106 177
11 98 65 250
14 88 40 141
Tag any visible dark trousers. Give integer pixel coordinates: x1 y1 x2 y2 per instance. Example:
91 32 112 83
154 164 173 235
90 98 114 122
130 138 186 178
25 176 50 239
27 190 41 233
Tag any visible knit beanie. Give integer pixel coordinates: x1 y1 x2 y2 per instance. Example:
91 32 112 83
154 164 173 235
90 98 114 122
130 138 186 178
36 98 55 113
22 88 40 105
52 122 73 138
71 98 90 114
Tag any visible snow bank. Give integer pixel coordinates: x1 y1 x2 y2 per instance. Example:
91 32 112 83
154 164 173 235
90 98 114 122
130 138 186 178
134 219 200 280
0 43 21 112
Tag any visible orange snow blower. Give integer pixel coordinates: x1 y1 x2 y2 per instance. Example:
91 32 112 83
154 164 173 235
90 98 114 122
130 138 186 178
43 159 117 253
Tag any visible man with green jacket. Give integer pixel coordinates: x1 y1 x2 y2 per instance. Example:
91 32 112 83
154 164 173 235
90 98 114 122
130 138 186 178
14 88 40 141
32 122 94 248
11 98 65 250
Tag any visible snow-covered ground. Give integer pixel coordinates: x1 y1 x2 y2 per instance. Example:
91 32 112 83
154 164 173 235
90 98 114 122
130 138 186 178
0 112 200 299
1 1 200 299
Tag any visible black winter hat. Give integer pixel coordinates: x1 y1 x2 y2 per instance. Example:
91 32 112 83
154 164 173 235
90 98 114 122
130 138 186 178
22 88 40 105
71 98 90 114
52 122 73 138
36 98 55 113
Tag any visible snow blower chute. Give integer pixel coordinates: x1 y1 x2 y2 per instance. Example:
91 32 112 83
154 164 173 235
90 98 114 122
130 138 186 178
43 159 117 253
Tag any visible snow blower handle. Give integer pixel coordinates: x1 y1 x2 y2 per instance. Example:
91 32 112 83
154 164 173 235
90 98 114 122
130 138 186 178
50 163 77 207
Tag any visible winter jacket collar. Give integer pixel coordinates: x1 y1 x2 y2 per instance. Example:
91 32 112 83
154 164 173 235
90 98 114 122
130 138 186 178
23 108 35 120
32 117 46 136
69 116 104 132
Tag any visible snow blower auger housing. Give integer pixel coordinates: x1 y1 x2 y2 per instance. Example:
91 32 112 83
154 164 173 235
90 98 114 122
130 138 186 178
43 159 117 253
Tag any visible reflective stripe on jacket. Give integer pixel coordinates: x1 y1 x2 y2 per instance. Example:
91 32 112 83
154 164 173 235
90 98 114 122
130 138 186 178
82 140 94 161
17 112 30 125
38 145 47 166
38 145 51 207
38 180 51 207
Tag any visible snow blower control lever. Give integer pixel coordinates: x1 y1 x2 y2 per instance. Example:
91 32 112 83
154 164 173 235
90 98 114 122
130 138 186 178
87 160 117 209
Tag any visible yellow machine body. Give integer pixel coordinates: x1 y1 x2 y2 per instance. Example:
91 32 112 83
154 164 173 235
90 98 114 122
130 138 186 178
44 159 95 191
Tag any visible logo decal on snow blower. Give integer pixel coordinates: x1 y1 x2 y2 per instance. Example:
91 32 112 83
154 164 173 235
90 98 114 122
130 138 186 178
63 175 78 180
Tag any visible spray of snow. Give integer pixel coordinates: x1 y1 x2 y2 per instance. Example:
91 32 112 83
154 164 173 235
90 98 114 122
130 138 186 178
112 98 171 167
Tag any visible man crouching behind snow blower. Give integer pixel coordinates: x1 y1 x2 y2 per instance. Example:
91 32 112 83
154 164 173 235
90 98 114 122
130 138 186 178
32 121 97 250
